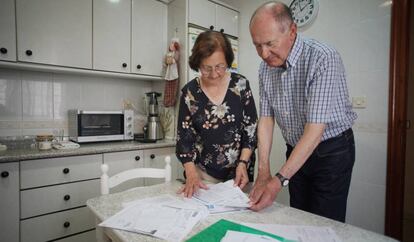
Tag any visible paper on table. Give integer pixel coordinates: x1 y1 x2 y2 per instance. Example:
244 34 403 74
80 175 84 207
100 195 208 242
221 230 282 242
242 223 343 242
192 180 250 208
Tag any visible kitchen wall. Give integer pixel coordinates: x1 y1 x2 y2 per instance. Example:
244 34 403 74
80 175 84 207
233 0 391 234
0 68 156 137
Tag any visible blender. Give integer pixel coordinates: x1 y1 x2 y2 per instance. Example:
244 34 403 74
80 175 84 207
143 92 164 141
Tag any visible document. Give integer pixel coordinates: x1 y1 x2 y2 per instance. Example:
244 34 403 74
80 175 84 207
100 195 208 242
242 223 342 242
192 180 250 211
221 231 281 242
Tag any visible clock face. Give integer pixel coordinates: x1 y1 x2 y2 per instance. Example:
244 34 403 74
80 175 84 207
289 0 319 27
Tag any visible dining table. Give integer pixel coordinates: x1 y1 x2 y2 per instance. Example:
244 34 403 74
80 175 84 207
86 181 397 242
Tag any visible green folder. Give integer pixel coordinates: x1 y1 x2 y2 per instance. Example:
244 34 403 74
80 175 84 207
186 219 297 242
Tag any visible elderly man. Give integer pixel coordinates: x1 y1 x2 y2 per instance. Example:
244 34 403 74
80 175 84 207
248 1 357 222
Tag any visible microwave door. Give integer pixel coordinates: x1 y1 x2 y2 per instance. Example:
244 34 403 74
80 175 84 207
79 114 124 136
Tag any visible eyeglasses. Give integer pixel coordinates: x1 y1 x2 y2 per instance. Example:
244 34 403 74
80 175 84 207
199 63 228 75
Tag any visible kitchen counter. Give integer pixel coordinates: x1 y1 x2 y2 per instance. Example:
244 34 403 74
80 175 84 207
0 140 176 163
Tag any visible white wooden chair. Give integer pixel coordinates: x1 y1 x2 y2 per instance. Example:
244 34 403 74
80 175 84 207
100 155 172 195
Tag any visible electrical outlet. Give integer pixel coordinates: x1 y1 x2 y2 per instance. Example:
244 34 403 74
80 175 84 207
352 96 367 109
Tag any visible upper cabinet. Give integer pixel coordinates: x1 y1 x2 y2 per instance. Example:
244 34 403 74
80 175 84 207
16 0 92 68
215 3 238 37
1 0 168 78
188 0 238 37
93 0 131 73
0 0 17 62
131 0 167 76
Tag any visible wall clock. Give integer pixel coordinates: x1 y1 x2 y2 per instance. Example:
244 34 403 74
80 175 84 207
289 0 319 28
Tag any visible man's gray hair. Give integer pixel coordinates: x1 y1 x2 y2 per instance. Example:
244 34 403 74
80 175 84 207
250 1 294 33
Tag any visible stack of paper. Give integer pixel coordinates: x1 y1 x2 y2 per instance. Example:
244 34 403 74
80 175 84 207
99 195 209 242
192 180 250 214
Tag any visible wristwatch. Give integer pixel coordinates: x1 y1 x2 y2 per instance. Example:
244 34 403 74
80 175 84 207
275 172 289 187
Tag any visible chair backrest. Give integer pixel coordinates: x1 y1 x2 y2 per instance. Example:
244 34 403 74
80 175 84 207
100 155 172 195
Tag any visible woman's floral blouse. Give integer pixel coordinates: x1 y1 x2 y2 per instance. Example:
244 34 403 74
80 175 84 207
176 73 258 181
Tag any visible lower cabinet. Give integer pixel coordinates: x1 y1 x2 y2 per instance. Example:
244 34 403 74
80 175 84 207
54 230 96 242
20 207 95 242
0 145 178 242
20 154 102 242
103 149 145 193
0 162 19 242
143 147 183 186
103 147 183 189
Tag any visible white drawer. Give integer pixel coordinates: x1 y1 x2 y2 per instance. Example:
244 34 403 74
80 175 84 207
20 154 102 189
20 207 95 242
21 179 100 219
54 229 96 242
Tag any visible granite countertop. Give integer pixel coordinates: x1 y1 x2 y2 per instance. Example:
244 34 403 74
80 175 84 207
87 182 397 242
0 139 176 163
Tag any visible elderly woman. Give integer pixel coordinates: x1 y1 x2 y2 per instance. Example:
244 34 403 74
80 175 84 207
176 31 258 198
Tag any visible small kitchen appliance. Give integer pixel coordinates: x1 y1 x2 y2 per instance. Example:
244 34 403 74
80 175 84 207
68 110 134 143
143 92 164 141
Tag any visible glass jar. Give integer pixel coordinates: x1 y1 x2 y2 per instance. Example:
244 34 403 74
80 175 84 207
36 135 54 150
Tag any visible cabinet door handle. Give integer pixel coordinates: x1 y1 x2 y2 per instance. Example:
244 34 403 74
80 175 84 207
135 155 141 161
122 63 127 68
209 25 214 30
136 64 142 69
63 168 70 174
220 28 224 33
1 171 9 178
150 154 155 159
63 221 70 228
25 50 33 56
0 48 7 54
64 195 71 201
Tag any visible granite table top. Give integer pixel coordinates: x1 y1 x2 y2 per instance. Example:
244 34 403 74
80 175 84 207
0 139 176 163
86 181 397 242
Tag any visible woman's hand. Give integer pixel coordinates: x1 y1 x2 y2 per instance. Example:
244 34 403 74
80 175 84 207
177 163 208 198
234 163 249 189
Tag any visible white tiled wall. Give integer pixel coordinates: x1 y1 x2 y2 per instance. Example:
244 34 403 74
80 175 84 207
237 0 391 234
0 68 153 136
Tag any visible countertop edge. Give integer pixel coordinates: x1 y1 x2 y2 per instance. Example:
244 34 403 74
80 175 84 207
0 140 176 163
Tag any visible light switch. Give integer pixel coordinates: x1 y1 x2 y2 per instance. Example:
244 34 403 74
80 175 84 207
352 96 367 109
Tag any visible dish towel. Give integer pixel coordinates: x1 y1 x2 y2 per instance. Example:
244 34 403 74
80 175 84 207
164 39 180 107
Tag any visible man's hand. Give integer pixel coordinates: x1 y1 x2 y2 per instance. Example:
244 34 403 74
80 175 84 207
249 176 281 211
177 163 208 198
234 163 249 189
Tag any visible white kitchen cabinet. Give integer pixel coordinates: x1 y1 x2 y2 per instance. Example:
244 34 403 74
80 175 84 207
20 154 102 189
103 150 145 193
131 0 167 76
21 179 100 219
20 207 95 242
0 162 19 242
20 155 101 242
16 0 92 68
188 0 239 37
215 4 238 37
93 0 131 73
144 147 182 186
188 0 216 31
0 0 17 61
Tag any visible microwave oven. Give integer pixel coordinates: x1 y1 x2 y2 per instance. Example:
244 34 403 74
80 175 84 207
68 110 134 143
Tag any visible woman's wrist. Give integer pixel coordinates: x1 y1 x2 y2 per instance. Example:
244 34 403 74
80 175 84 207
236 159 249 167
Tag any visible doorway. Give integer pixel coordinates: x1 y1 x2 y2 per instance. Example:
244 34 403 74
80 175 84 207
385 0 413 240
403 1 414 240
